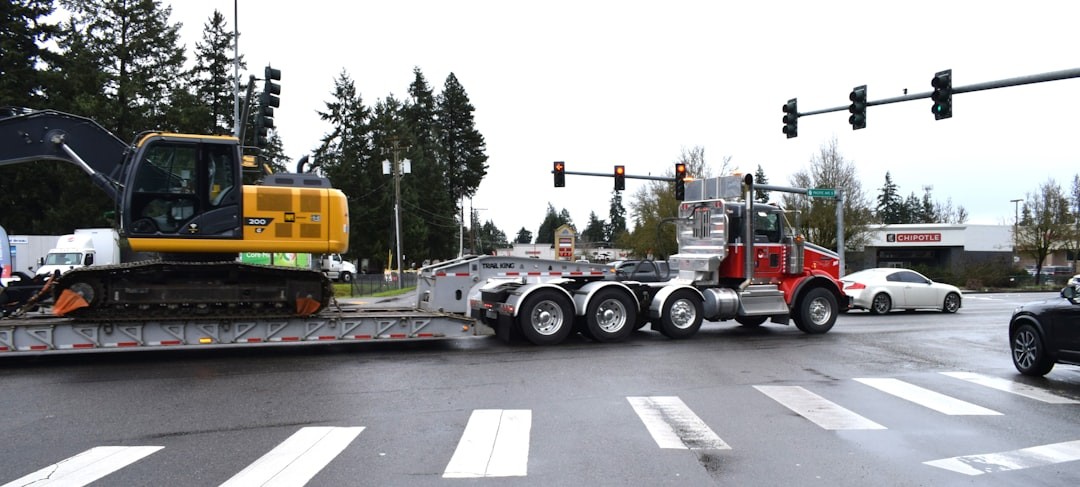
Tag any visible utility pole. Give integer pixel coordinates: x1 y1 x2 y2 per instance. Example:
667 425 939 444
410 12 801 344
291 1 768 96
383 138 410 289
1010 198 1023 257
231 0 241 137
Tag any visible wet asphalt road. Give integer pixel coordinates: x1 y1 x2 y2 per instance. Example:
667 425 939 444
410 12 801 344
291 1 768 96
1 291 1078 486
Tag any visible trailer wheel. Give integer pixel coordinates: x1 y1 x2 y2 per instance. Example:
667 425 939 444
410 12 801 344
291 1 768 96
658 289 703 339
582 288 636 342
794 287 837 334
517 289 574 346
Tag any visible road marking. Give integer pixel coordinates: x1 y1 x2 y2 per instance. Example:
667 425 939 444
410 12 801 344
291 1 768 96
854 378 1002 415
443 409 531 478
924 439 1080 475
627 396 730 450
941 371 1080 404
1 446 163 487
753 385 886 430
219 426 364 487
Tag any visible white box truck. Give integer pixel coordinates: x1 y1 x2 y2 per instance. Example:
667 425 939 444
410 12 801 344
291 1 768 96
35 228 120 277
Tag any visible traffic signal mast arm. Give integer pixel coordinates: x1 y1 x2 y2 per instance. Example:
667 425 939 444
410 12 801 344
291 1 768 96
784 67 1080 132
551 166 679 183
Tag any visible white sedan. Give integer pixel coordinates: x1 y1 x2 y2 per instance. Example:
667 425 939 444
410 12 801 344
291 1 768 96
841 268 962 314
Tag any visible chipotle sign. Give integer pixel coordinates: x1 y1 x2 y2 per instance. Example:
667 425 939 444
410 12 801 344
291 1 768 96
886 233 941 243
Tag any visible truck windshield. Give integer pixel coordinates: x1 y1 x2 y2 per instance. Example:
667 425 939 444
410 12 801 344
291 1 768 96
45 252 83 265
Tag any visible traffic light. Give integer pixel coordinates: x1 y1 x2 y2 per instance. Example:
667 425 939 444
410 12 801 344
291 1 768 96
931 69 952 120
674 163 687 200
255 66 281 147
553 161 565 187
614 165 625 191
782 98 798 139
848 85 867 130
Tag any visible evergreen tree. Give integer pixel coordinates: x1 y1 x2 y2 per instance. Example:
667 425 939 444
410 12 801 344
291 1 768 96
61 0 189 138
754 165 770 203
406 67 457 259
876 172 902 224
581 212 607 243
314 70 379 265
515 227 533 244
191 9 240 135
606 190 627 242
536 204 573 244
436 73 488 208
0 0 58 108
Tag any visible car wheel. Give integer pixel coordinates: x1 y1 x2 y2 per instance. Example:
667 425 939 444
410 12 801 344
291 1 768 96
869 293 891 315
1011 322 1054 376
942 292 960 313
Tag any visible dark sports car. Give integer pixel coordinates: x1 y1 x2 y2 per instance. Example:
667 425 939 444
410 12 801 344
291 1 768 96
1009 287 1080 376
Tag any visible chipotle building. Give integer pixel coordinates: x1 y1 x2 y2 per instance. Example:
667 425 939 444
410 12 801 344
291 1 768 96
847 223 1013 272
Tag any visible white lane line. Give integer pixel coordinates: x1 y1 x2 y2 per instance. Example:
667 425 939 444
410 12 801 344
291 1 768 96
854 378 1002 415
753 385 887 430
941 371 1080 404
627 396 730 450
443 409 531 478
924 439 1080 475
219 426 364 487
1 446 163 487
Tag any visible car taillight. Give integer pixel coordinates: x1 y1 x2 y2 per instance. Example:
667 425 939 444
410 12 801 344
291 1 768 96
844 282 866 290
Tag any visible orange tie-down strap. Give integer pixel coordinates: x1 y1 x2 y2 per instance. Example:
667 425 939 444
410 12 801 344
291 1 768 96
53 289 90 316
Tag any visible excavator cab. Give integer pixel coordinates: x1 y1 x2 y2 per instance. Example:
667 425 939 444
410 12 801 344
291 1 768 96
124 134 241 238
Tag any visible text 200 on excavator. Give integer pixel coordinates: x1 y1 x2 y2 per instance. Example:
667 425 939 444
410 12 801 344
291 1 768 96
0 108 349 320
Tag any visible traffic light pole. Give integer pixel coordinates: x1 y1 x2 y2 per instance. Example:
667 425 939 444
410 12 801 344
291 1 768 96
757 183 846 276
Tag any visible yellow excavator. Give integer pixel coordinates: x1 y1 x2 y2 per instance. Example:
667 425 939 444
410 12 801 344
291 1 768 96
0 107 349 320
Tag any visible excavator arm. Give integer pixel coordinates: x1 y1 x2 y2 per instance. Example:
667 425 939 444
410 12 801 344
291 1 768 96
0 107 127 203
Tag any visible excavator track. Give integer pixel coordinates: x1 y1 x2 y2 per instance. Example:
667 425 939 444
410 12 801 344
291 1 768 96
51 261 333 321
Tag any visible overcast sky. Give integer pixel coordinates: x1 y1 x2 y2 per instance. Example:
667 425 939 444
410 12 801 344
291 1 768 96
169 0 1079 236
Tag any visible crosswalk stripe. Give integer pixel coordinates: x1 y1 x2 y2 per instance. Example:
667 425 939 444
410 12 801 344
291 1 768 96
924 439 1080 475
854 378 1002 415
941 371 1080 404
1 446 162 487
627 396 730 450
443 409 531 478
219 426 364 487
753 385 887 430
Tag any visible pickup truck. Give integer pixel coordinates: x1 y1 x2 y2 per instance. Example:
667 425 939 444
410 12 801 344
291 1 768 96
609 260 672 283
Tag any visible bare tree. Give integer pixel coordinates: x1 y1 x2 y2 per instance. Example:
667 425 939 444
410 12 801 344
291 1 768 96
622 146 734 258
780 137 875 252
1016 178 1072 284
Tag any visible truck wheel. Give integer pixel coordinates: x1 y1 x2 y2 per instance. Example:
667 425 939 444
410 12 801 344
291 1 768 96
658 289 703 339
735 316 767 327
582 288 636 342
795 287 837 334
517 289 574 346
340 271 354 283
